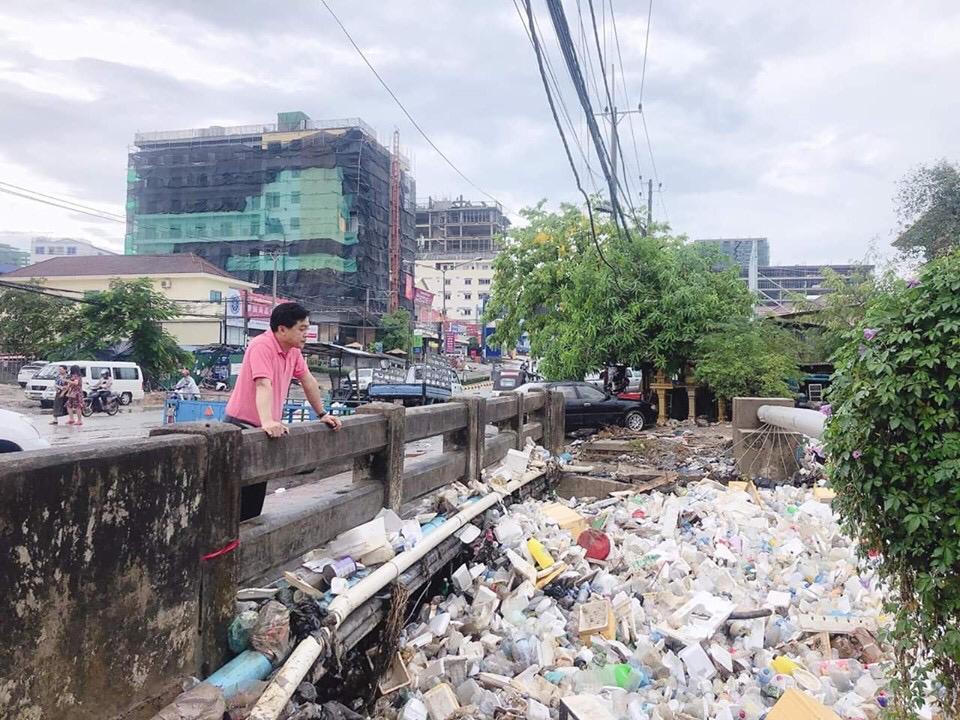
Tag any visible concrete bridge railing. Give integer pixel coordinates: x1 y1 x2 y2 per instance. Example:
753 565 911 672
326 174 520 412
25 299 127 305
0 389 564 720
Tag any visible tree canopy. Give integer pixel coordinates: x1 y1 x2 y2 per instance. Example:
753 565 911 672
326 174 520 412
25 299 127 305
377 309 413 355
894 160 960 259
484 202 765 381
0 278 190 380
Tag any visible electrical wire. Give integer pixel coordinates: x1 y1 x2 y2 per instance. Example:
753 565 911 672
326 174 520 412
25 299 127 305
520 0 616 277
0 185 125 224
608 0 645 198
0 180 126 221
511 0 602 195
543 0 633 241
586 0 637 220
639 0 654 105
318 0 505 209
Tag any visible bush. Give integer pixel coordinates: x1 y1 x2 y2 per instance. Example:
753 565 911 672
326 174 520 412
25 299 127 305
824 251 960 716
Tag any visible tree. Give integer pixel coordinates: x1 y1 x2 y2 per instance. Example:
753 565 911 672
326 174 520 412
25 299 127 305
484 202 754 379
893 160 960 259
378 309 412 355
52 278 190 381
824 250 960 716
791 264 891 362
0 280 67 357
692 318 800 404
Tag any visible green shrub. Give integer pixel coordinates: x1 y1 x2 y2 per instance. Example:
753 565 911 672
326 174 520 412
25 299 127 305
825 250 960 716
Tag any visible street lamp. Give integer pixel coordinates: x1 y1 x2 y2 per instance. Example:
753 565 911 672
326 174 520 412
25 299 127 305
411 256 482 353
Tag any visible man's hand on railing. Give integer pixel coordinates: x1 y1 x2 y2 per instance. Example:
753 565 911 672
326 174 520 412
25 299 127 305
322 414 343 431
262 420 289 438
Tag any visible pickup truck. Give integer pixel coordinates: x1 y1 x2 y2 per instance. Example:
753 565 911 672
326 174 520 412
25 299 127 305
368 359 463 406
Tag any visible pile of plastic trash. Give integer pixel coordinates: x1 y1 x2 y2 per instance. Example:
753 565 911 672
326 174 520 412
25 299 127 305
166 439 901 720
370 481 893 720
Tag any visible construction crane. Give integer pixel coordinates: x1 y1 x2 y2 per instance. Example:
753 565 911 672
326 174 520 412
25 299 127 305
388 130 401 312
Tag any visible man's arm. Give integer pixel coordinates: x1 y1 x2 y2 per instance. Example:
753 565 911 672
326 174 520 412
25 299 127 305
300 372 342 430
255 378 286 437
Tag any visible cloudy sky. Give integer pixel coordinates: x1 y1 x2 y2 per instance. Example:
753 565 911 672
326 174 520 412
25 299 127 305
0 0 958 264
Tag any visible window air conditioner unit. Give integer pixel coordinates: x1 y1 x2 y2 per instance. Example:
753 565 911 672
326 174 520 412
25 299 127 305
160 279 173 289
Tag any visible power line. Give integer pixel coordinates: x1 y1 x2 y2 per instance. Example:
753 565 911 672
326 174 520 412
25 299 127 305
0 185 125 224
543 0 634 241
639 0 654 105
318 0 504 209
640 111 668 223
520 0 616 276
608 0 645 195
0 180 126 221
512 0 602 195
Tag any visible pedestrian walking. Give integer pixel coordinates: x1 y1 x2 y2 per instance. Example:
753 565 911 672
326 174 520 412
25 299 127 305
224 302 342 518
50 365 68 425
65 365 84 426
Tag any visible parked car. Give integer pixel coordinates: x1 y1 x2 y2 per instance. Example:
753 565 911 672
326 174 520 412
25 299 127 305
520 380 658 432
0 408 50 453
17 361 48 388
347 368 375 395
25 361 144 408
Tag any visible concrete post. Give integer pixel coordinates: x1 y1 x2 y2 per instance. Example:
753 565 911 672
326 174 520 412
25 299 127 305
717 397 727 423
650 370 672 425
355 402 406 511
542 389 566 455
503 391 525 450
686 386 697 421
150 422 242 675
445 395 485 483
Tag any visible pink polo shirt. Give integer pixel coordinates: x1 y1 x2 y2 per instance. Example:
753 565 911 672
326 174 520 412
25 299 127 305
225 331 308 426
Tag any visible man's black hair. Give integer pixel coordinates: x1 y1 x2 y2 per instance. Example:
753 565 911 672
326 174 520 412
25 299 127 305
270 302 309 332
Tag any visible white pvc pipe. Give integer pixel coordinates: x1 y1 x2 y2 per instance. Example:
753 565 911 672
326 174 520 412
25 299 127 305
325 468 542 628
757 405 825 439
246 468 545 720
247 636 323 720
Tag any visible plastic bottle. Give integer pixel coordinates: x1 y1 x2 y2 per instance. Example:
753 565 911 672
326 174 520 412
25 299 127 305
526 538 555 569
770 656 800 675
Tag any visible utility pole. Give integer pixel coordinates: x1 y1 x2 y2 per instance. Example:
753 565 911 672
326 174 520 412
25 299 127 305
595 101 641 225
271 251 279 309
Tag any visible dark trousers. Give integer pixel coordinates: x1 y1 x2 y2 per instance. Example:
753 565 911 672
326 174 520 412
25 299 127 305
223 414 266 521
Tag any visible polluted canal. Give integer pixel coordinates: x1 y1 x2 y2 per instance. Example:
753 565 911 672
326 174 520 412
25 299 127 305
158 423 893 720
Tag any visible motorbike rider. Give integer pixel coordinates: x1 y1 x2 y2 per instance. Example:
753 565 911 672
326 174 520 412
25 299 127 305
89 369 114 411
173 368 201 400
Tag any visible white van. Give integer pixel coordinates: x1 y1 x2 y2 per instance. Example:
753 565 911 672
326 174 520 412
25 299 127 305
25 361 145 407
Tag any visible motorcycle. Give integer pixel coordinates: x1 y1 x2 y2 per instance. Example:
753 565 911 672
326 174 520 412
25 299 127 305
82 392 120 417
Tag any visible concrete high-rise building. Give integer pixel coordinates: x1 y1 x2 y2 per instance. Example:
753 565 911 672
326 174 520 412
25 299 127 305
0 242 30 273
126 111 416 344
414 198 509 333
30 237 116 265
694 237 770 270
747 264 874 306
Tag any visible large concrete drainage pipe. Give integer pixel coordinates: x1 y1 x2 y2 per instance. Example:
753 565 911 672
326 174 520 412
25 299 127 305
756 404 825 439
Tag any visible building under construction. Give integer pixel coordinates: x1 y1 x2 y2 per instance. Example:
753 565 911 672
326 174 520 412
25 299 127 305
126 112 416 343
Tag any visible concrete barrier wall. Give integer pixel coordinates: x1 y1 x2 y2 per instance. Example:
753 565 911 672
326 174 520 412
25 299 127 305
0 436 209 720
0 390 564 719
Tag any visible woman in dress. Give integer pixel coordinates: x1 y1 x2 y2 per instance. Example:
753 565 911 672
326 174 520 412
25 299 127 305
65 365 84 426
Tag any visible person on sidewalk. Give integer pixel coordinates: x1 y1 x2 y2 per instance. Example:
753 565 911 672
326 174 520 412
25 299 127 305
65 365 84 426
224 302 342 519
50 365 69 425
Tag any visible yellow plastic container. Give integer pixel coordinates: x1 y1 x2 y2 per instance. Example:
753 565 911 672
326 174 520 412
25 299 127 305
527 538 555 569
771 655 801 675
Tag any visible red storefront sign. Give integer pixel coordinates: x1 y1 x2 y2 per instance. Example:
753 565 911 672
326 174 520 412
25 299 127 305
244 291 291 319
413 287 435 306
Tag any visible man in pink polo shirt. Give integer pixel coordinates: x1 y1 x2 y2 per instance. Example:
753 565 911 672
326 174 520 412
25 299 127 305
227 302 342 520
225 302 342 437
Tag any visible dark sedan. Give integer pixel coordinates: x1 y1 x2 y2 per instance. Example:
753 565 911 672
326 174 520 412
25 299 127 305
525 381 658 432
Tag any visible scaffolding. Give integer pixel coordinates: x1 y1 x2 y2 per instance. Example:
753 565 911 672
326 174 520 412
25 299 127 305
126 113 416 323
